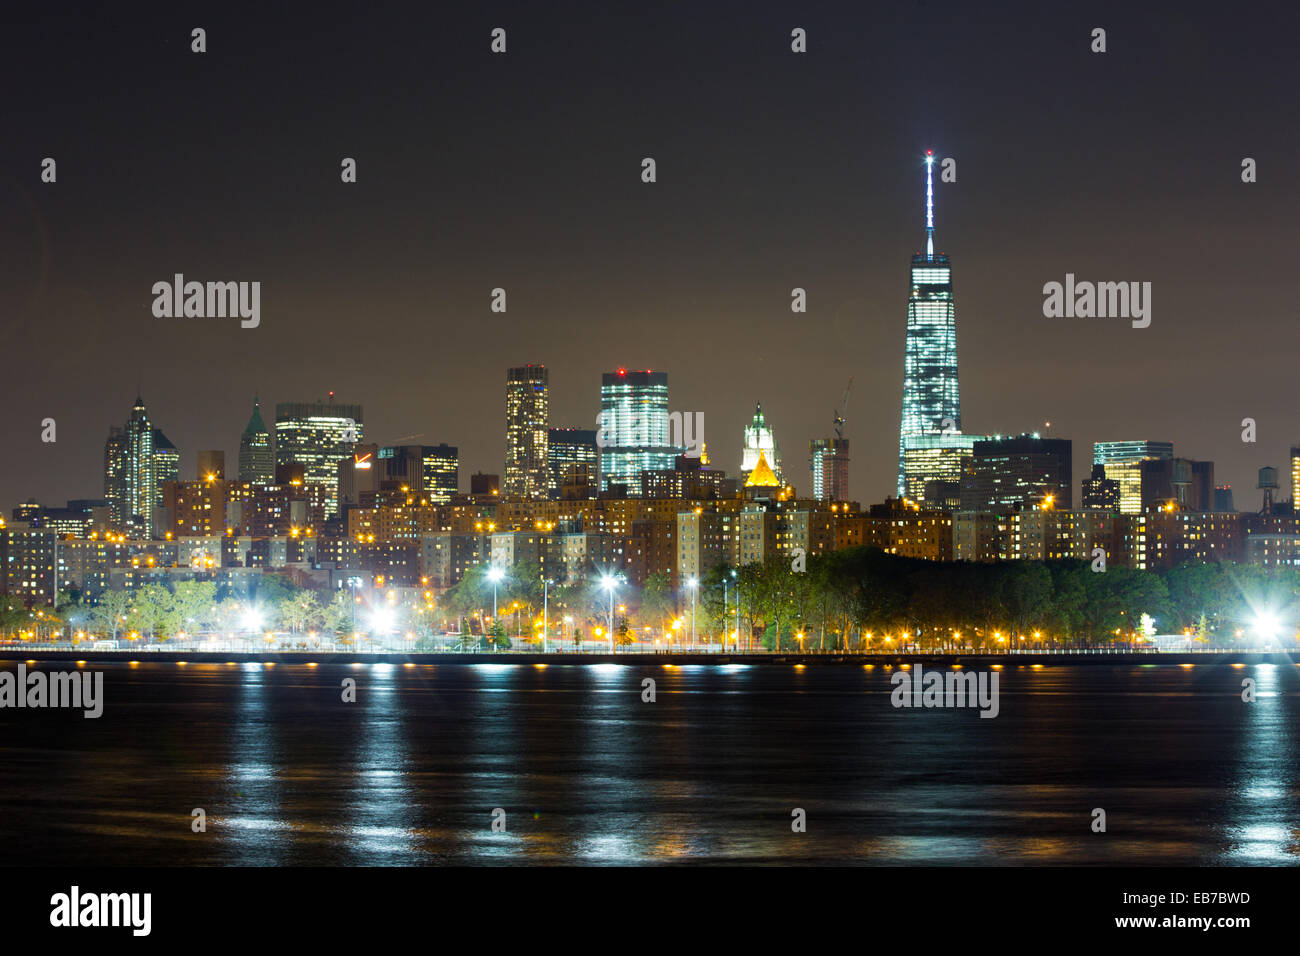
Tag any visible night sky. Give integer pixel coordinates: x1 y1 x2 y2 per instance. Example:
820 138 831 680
3 1 1298 512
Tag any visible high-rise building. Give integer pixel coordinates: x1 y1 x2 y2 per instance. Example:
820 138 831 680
1214 485 1236 513
274 397 363 519
505 365 549 499
548 428 598 498
900 434 981 504
599 369 680 491
421 444 459 504
152 429 180 520
1081 463 1121 511
809 438 849 503
959 435 1072 512
1093 440 1174 514
898 151 963 496
124 397 155 538
1291 447 1300 506
741 403 782 482
238 396 275 484
103 426 129 530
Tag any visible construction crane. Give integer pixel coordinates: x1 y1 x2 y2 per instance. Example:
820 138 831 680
833 377 853 441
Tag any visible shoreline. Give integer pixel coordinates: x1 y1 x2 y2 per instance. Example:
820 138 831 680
0 649 1292 666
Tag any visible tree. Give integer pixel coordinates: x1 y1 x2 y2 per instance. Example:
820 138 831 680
640 572 676 636
93 590 135 640
172 581 218 635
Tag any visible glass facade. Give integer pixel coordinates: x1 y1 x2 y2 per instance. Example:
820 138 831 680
599 369 680 491
275 400 364 519
1093 441 1173 514
898 153 962 496
505 365 549 499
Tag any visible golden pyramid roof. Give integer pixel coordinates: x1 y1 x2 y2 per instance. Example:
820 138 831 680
744 450 779 488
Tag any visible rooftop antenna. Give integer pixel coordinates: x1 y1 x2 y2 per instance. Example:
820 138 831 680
924 149 935 259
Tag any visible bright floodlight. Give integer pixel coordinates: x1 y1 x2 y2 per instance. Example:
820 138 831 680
487 566 505 583
687 576 698 588
369 607 395 633
601 573 617 591
1252 611 1281 643
242 608 263 632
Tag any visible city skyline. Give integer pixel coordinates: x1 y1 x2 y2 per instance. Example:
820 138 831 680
3 5 1298 517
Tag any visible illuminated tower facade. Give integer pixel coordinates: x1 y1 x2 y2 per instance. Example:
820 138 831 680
740 403 782 482
898 150 963 497
275 397 363 519
238 395 275 484
124 397 156 538
505 365 549 499
599 369 679 491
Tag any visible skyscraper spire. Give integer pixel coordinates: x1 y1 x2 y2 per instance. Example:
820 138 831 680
925 149 935 259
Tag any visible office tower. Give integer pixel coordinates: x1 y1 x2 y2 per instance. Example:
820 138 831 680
197 450 225 481
378 445 426 495
1139 458 1214 512
421 444 459 504
810 438 849 502
741 403 782 481
1093 440 1174 514
1214 485 1235 513
1082 463 1121 511
898 150 962 496
1291 447 1300 506
152 428 180 516
901 434 981 504
103 426 129 529
124 396 155 537
505 365 549 499
959 435 1072 512
238 395 275 484
548 428 598 497
338 444 381 512
274 397 362 519
599 368 680 490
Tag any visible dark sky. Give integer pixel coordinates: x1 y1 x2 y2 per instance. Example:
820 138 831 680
3 1 1298 512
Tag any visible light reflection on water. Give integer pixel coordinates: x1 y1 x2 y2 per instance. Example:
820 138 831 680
0 661 1296 865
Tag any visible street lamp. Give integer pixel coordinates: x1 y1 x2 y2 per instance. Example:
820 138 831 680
731 569 740 652
687 576 698 650
542 577 553 654
600 573 618 653
487 565 505 619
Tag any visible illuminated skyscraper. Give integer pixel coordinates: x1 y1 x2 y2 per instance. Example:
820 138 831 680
809 438 849 502
238 395 275 484
1093 440 1173 514
1291 446 1300 506
275 396 363 519
420 444 459 504
548 427 599 498
505 365 549 499
741 403 782 483
152 428 179 516
124 397 155 537
103 426 128 530
599 369 680 491
898 150 963 496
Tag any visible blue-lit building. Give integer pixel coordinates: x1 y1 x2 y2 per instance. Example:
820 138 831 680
599 369 681 492
898 151 964 497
